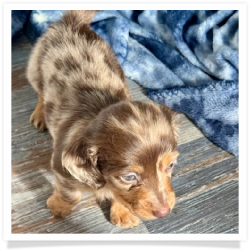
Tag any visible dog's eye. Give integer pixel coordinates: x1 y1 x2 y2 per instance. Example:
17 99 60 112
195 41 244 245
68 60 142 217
167 163 174 170
121 173 137 183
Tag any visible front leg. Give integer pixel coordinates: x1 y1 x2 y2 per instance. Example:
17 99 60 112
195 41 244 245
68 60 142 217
110 200 140 228
46 174 82 218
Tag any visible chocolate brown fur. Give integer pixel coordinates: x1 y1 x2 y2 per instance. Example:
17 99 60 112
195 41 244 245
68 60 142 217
27 10 179 228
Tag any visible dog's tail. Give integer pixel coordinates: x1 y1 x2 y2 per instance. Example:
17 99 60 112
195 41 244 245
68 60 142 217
62 10 99 27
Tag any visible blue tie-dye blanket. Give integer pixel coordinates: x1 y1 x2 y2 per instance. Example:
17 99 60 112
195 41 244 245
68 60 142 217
12 10 239 156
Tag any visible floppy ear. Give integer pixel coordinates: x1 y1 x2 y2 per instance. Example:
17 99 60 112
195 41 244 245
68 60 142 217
61 139 105 189
159 104 179 141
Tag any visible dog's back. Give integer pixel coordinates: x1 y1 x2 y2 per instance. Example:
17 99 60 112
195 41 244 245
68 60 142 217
27 10 130 138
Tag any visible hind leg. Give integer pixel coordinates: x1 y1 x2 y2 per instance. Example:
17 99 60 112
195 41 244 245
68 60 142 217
30 93 47 131
27 37 47 131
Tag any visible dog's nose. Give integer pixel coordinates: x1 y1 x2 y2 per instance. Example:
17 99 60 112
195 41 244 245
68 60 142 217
152 206 171 218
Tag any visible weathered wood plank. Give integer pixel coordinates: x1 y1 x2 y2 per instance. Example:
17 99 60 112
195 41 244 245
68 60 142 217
173 138 237 198
12 86 52 167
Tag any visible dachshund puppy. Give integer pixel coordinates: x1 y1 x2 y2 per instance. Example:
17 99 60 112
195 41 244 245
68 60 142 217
27 10 179 228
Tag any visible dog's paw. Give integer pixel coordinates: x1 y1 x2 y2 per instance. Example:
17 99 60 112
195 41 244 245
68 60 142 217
30 109 47 131
46 194 73 218
110 201 140 228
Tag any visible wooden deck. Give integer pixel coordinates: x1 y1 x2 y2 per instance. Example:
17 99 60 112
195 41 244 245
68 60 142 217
11 32 239 234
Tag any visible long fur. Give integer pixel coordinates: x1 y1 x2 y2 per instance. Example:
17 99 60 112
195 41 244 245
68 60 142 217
27 10 179 228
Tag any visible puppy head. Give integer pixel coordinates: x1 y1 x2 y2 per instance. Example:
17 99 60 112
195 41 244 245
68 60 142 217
62 101 179 220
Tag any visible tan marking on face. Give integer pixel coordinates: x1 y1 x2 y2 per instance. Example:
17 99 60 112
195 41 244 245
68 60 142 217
160 151 179 173
128 165 144 175
155 151 179 205
165 176 176 209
